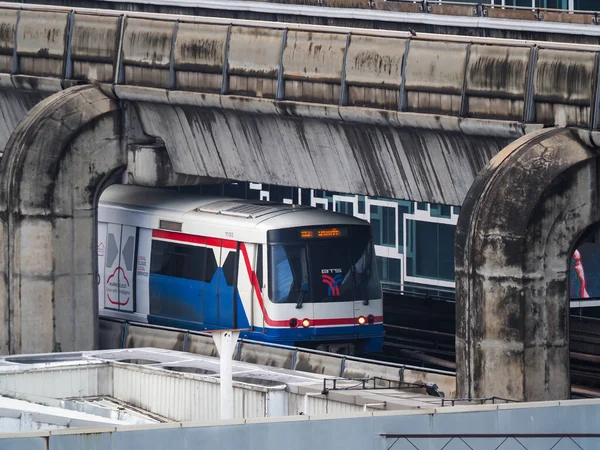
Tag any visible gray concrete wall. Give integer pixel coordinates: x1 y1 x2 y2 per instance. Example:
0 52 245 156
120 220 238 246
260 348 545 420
1 400 599 450
455 127 600 402
9 0 600 45
0 86 126 355
0 5 598 133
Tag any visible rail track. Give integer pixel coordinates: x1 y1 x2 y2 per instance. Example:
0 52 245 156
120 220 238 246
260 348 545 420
378 293 600 398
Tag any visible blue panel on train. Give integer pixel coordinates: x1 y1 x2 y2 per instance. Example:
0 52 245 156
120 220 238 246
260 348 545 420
149 270 250 330
149 274 204 322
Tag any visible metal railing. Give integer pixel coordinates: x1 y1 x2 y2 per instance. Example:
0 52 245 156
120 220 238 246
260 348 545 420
440 395 517 406
384 0 600 16
101 316 457 377
381 433 600 450
320 376 446 396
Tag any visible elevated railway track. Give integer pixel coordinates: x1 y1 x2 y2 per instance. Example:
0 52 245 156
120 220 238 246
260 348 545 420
381 293 600 397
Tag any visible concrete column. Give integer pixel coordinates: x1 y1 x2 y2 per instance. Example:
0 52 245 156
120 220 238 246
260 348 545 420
213 330 240 420
455 128 600 402
0 86 126 354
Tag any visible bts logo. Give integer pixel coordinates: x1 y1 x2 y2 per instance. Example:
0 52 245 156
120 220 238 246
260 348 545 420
321 268 343 297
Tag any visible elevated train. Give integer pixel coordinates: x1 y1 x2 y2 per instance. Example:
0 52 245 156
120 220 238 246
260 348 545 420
97 185 384 353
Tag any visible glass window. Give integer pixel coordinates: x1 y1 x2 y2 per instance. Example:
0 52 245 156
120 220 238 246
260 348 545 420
376 257 402 285
439 224 455 280
505 0 535 6
417 202 428 211
370 205 395 247
388 258 401 284
415 221 439 278
371 205 382 245
396 201 412 254
301 189 310 206
431 204 452 219
222 251 238 286
405 220 455 282
536 0 569 8
336 200 354 216
382 206 395 246
308 237 381 302
256 244 263 288
269 244 309 304
150 240 210 282
574 0 597 11
267 227 382 304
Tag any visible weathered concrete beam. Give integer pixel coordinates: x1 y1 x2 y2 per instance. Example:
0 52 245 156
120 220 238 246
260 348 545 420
455 127 600 402
0 4 598 132
127 143 227 186
0 85 126 354
134 101 510 205
0 89 48 157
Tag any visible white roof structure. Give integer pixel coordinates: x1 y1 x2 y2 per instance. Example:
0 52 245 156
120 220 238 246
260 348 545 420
0 347 456 432
99 184 368 232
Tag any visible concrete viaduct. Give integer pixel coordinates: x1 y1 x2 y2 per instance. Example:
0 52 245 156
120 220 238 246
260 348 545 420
13 0 600 45
0 2 599 403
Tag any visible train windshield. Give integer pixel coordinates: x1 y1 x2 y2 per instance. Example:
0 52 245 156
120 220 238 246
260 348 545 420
268 226 381 304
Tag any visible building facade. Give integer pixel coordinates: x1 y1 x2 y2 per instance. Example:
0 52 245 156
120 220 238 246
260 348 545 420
432 0 595 12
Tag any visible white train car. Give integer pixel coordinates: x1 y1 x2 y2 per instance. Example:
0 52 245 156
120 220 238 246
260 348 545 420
97 185 384 353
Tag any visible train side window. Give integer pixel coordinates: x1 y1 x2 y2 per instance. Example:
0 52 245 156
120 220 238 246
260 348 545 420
150 240 171 274
205 250 218 282
150 240 210 282
256 245 263 288
222 252 237 286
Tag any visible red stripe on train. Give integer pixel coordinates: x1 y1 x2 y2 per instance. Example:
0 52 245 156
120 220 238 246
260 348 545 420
151 229 382 328
153 229 238 249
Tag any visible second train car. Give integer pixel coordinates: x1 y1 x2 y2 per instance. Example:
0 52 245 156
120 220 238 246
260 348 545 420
97 185 384 353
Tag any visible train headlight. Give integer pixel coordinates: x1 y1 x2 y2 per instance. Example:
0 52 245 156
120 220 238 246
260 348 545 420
302 318 311 328
289 318 298 328
367 314 375 325
357 316 366 325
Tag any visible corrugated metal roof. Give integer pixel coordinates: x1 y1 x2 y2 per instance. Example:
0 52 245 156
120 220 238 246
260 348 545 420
0 347 452 432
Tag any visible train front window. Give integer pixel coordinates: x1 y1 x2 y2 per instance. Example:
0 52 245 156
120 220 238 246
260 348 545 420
350 237 382 301
309 236 381 303
268 226 381 304
269 244 310 304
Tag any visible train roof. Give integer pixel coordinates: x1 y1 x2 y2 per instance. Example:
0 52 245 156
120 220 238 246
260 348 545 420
99 184 369 230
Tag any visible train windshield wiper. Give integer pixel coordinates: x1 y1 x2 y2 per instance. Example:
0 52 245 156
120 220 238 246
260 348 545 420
296 283 309 309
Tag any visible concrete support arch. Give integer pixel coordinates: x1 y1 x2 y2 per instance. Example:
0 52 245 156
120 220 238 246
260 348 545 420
0 86 125 355
455 127 600 402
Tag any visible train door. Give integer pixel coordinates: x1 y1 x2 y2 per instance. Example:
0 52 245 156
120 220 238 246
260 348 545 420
104 223 136 312
205 241 240 329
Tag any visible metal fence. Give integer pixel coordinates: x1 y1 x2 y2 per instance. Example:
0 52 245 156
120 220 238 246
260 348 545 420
382 433 600 450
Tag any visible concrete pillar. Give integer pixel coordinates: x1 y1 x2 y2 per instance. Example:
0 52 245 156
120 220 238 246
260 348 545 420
213 330 240 420
455 128 600 402
0 86 126 354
